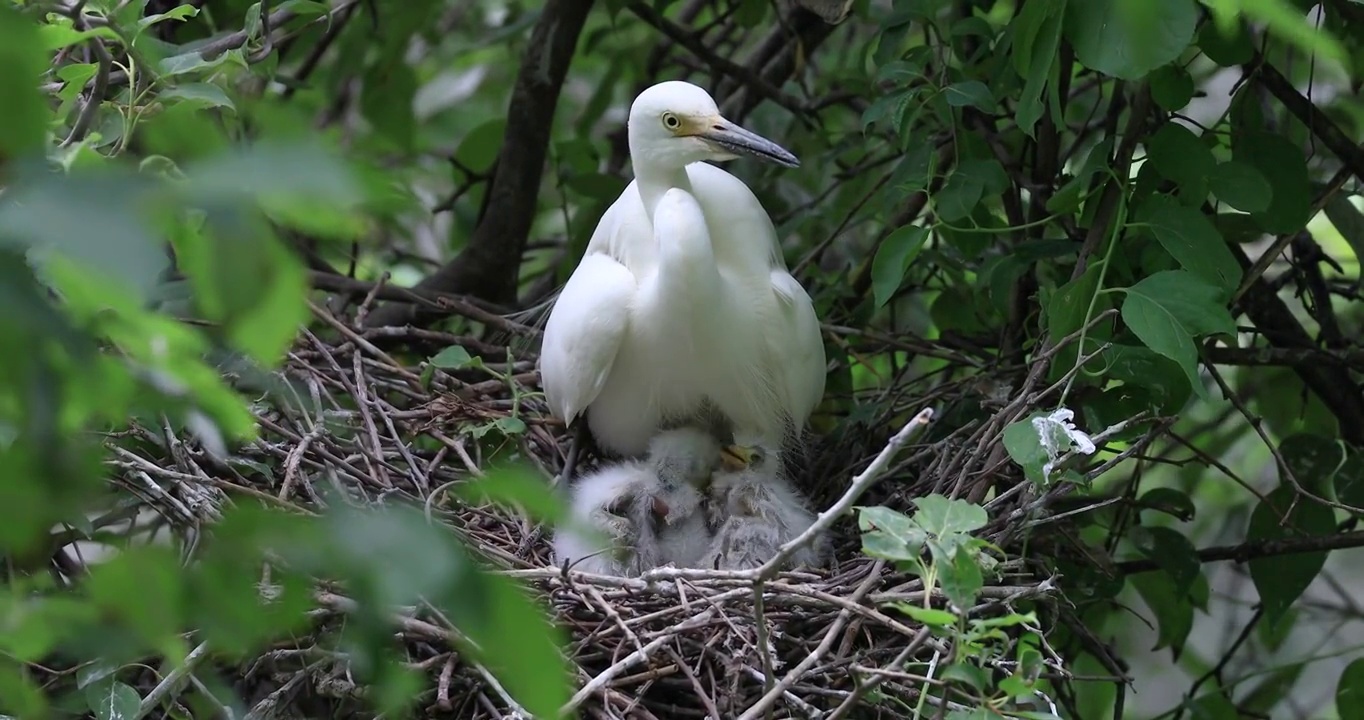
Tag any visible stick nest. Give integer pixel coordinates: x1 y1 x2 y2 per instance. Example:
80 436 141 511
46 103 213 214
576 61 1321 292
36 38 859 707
101 308 1082 719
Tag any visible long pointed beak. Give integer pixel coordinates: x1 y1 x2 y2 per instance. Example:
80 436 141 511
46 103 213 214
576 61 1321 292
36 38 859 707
698 118 799 168
720 444 755 472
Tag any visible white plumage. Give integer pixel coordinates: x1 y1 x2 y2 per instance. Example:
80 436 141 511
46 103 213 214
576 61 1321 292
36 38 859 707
702 443 830 571
551 427 721 575
539 81 826 458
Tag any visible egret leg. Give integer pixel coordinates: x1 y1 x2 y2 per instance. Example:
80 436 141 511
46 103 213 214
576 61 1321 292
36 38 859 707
559 421 590 483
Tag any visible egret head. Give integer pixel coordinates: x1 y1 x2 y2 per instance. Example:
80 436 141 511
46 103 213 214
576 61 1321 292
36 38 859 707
628 81 799 172
718 440 774 475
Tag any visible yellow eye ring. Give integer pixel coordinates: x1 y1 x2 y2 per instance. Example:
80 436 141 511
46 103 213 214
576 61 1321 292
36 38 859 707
661 112 681 130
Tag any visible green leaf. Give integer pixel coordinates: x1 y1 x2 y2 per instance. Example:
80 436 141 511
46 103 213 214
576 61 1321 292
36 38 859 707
858 506 928 562
0 6 48 159
1139 487 1196 522
1206 0 1346 69
1047 262 1103 341
455 119 506 175
438 571 570 718
1188 689 1241 719
38 24 122 50
1011 0 1064 137
889 602 957 627
181 141 366 240
1066 0 1197 80
1131 570 1195 655
84 679 141 720
1208 160 1272 213
943 81 996 111
1338 658 1364 720
86 546 185 646
1278 434 1345 495
0 168 168 302
457 466 564 522
1335 454 1364 514
1003 414 1049 481
939 545 985 609
1145 122 1215 193
160 83 236 112
361 62 418 154
138 4 200 30
935 166 985 222
871 226 929 308
430 345 477 369
1136 195 1242 293
912 495 988 537
1149 64 1195 111
1247 485 1335 628
1120 270 1236 399
1198 19 1253 66
172 214 307 364
1323 196 1364 270
1233 131 1311 234
159 47 244 78
1131 525 1200 597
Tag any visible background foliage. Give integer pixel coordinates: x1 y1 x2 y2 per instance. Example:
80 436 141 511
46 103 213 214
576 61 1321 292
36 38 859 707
3 0 1364 717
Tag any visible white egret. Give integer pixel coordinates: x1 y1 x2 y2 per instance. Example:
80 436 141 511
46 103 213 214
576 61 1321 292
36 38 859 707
702 442 829 571
551 427 723 575
539 81 826 461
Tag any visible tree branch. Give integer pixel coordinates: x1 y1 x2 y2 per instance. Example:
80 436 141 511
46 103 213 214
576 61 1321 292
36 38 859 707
1244 52 1364 186
362 0 595 326
1117 530 1364 575
1230 243 1364 446
625 1 808 116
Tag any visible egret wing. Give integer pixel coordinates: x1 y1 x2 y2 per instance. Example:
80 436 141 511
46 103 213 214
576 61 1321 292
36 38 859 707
769 270 827 428
540 253 638 424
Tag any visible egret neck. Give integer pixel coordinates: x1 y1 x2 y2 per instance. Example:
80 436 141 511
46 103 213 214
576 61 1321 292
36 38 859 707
635 161 693 226
650 187 721 310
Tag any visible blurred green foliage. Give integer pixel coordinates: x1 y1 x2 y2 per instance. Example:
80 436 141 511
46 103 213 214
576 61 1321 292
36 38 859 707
3 0 1364 717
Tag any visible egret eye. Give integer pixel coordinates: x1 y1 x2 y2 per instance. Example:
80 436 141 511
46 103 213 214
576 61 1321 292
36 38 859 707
661 112 681 130
750 449 767 467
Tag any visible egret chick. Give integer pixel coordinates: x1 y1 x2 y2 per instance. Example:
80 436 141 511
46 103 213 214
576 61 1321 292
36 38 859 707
539 81 826 460
702 443 830 571
551 427 723 575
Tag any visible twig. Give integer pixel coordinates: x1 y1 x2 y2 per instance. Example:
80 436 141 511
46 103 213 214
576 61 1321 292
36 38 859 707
136 641 212 719
749 407 935 583
625 1 808 117
734 561 893 720
562 609 718 714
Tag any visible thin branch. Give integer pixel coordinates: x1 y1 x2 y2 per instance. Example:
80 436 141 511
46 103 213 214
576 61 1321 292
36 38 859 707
1116 531 1364 575
625 1 809 117
749 407 935 583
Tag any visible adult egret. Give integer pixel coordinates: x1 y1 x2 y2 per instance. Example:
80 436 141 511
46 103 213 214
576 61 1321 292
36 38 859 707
539 81 826 461
551 427 724 575
702 443 829 571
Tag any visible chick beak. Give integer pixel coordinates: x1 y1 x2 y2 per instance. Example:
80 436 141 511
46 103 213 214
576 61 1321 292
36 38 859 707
720 444 755 472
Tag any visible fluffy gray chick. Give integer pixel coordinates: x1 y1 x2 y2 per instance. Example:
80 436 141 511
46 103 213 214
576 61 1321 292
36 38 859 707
634 426 724 570
702 443 830 571
551 427 721 575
